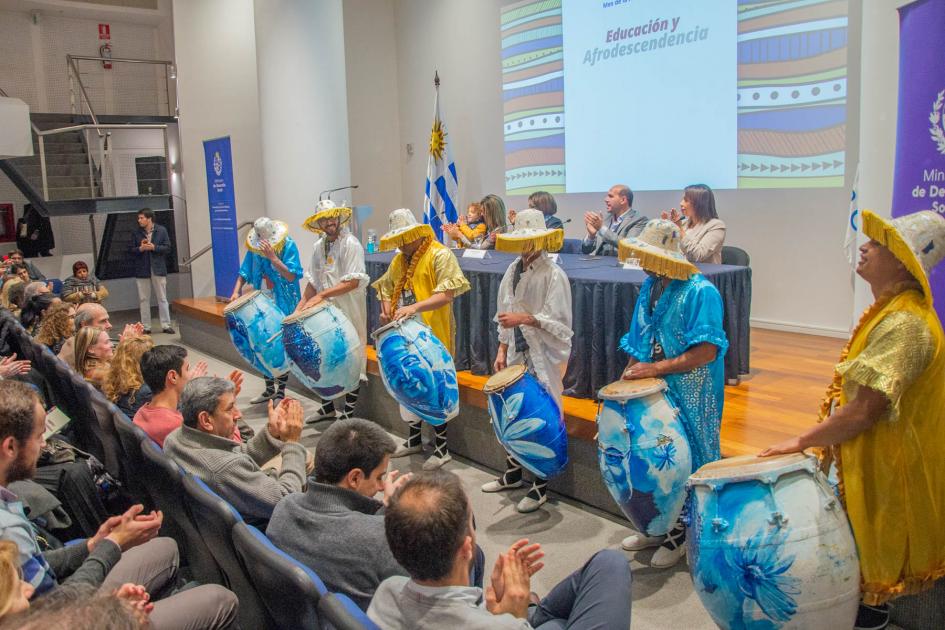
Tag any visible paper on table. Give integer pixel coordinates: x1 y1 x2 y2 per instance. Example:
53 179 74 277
44 406 72 440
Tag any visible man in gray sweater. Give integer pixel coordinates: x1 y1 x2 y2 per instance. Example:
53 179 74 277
266 418 411 610
164 376 306 524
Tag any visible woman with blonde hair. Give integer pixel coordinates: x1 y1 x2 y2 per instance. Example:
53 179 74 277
0 277 24 314
34 302 76 354
73 326 113 389
472 193 508 250
104 335 154 417
0 539 33 619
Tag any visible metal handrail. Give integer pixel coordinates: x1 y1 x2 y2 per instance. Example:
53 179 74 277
68 55 174 66
0 86 7 97
67 54 176 119
36 123 168 136
67 55 102 137
180 221 255 267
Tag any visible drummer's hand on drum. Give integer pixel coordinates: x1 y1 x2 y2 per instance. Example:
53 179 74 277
494 345 508 372
304 295 325 310
228 291 240 303
392 304 419 322
759 436 804 457
622 361 661 380
382 469 413 506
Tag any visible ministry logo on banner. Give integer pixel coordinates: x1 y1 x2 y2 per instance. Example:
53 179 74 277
213 151 224 177
931 90 945 156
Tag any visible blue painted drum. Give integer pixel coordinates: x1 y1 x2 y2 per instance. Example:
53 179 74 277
371 317 459 426
483 365 568 480
281 301 361 400
595 378 692 537
686 454 859 630
223 290 290 378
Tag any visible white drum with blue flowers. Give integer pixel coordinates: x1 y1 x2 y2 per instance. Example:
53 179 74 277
223 290 290 378
596 378 692 536
372 317 459 425
686 453 859 630
281 302 361 400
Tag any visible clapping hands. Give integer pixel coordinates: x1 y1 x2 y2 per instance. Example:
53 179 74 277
0 354 31 378
485 538 545 619
267 397 303 443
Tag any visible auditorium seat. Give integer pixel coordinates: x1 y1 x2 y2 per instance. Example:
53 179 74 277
721 245 750 266
112 416 155 507
318 592 381 630
139 439 223 585
231 522 327 629
182 474 274 630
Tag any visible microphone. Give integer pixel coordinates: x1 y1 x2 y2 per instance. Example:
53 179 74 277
318 185 359 202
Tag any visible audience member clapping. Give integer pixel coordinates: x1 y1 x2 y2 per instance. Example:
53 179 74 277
662 183 726 264
61 262 108 305
369 470 632 629
0 380 239 629
73 326 113 389
33 303 75 355
0 355 30 380
164 376 306 524
104 336 154 418
267 418 414 609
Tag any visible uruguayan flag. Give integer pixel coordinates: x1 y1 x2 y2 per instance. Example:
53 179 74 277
424 77 459 243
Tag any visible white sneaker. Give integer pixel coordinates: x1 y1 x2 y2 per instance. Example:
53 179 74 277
392 442 422 458
621 532 665 551
422 452 452 470
651 540 687 568
516 493 547 513
481 477 524 492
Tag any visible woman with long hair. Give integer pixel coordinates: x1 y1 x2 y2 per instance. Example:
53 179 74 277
73 326 113 389
0 540 33 620
104 335 154 417
20 292 59 334
0 278 24 314
471 193 509 250
34 302 76 354
662 183 726 264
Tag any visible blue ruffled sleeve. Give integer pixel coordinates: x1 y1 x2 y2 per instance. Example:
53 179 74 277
280 237 304 281
239 250 259 285
683 276 728 356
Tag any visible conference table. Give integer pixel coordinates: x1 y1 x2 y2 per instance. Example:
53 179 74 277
365 250 751 399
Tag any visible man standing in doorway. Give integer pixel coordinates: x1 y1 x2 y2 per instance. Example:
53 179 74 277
131 208 174 334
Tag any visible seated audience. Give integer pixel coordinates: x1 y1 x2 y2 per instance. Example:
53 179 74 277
7 251 45 284
61 262 108 305
582 184 648 256
104 336 154 419
369 470 632 629
0 380 239 629
444 203 487 248
164 376 306 523
19 293 59 335
33 303 75 355
1 583 150 629
22 282 49 305
8 265 30 286
57 303 125 366
73 326 112 389
508 191 564 230
663 183 726 264
473 193 508 250
267 418 411 610
0 279 24 315
6 284 26 315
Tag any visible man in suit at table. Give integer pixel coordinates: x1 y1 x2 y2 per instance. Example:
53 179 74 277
581 184 649 256
130 208 174 334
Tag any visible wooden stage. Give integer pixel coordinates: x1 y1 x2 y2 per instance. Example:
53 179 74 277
175 297 845 457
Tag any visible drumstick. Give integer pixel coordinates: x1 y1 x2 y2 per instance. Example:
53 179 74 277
267 330 285 344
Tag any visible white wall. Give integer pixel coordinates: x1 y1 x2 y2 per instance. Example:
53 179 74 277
253 0 351 259
339 0 875 335
172 0 266 298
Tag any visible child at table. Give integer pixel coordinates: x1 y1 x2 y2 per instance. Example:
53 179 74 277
444 202 486 248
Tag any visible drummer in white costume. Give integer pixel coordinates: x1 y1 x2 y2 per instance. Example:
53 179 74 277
295 200 369 421
483 208 573 513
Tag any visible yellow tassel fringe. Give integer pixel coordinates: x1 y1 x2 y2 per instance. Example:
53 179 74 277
379 224 435 252
618 241 697 280
861 210 932 302
495 229 564 254
302 207 353 233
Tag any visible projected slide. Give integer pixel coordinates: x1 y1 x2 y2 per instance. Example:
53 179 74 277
501 0 850 195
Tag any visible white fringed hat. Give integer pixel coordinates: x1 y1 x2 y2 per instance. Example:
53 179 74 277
379 208 434 252
618 218 698 281
496 208 563 253
246 217 289 253
862 209 945 303
302 199 353 234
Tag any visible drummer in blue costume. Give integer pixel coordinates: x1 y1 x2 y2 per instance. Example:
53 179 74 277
372 208 470 470
229 216 303 403
618 218 727 568
295 199 369 421
481 208 573 513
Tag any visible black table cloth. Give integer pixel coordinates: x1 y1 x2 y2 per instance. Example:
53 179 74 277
365 251 751 399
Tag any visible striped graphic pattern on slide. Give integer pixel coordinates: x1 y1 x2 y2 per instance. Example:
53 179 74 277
502 0 565 196
737 0 849 188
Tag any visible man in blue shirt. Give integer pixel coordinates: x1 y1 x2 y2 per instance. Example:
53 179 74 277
229 217 303 402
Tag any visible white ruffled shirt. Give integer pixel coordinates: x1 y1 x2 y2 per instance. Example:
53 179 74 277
305 230 370 376
495 252 573 406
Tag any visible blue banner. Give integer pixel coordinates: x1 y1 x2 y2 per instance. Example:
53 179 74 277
892 0 945 320
203 136 241 299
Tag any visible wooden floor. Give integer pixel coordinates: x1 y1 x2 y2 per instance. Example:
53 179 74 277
174 298 846 457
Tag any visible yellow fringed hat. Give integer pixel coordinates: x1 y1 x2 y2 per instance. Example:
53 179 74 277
496 208 563 254
861 209 945 303
618 219 698 281
302 199 353 234
246 217 289 254
379 208 434 251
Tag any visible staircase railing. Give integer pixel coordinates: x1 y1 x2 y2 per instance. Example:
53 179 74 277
180 221 255 269
67 54 177 119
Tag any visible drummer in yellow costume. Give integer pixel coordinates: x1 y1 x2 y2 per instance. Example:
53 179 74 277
372 208 470 470
762 210 945 630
